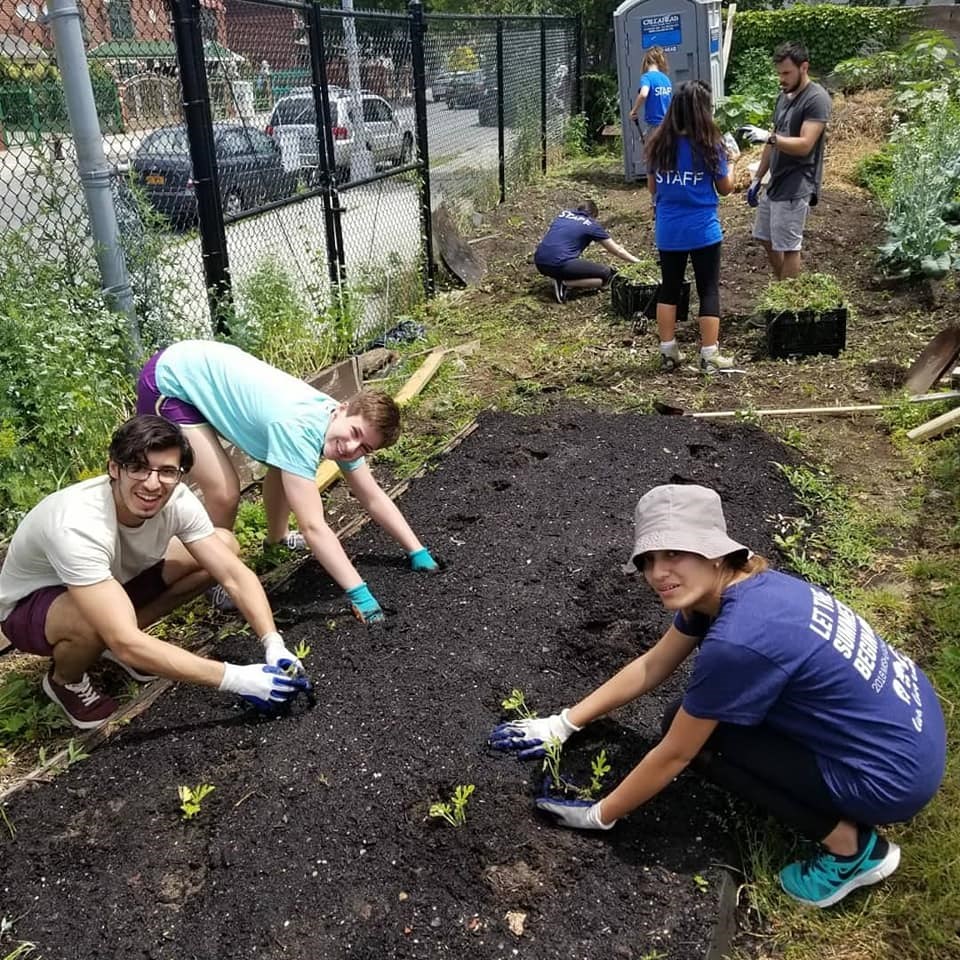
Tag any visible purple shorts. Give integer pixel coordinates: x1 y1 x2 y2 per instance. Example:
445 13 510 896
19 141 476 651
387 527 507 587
136 350 207 426
0 562 168 657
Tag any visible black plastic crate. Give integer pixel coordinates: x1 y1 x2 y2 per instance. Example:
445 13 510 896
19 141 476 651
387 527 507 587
610 275 690 326
765 307 847 359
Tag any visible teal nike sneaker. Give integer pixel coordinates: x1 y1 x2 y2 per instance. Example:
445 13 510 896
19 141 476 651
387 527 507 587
779 829 901 908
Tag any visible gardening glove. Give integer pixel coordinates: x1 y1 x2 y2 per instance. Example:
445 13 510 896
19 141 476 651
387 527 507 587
219 662 310 711
488 708 582 760
345 582 385 624
746 179 762 208
408 546 439 573
535 795 616 831
260 631 303 676
738 124 771 144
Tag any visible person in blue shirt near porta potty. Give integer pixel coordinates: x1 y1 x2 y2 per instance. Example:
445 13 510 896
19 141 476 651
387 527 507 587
491 483 947 910
534 200 642 303
136 340 439 623
647 81 737 374
628 46 672 136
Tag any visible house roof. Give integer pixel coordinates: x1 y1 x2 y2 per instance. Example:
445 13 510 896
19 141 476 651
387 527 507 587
88 39 244 62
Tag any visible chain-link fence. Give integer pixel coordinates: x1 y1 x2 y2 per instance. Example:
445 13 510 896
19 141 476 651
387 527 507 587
0 0 578 351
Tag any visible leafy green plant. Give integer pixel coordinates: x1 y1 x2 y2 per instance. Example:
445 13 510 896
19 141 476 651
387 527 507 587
178 783 216 820
854 146 895 205
833 30 960 94
541 736 563 786
616 257 661 285
580 749 612 801
755 273 846 314
501 687 537 720
64 739 88 766
293 640 311 662
693 873 709 893
717 47 780 137
0 674 69 747
429 784 475 827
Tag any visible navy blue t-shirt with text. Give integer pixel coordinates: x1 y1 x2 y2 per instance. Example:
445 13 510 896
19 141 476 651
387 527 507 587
675 570 946 825
534 210 610 267
652 137 727 252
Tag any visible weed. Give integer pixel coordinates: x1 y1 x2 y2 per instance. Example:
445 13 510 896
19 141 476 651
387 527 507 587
0 804 14 838
293 640 311 662
754 273 846 314
500 688 537 720
64 739 88 766
429 784 475 827
1 943 38 960
0 674 69 747
178 783 216 820
693 873 709 893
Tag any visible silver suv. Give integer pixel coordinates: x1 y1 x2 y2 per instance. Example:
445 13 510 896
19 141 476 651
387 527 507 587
266 89 414 182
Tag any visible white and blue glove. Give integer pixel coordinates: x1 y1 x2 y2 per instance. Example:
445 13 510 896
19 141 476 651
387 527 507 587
738 124 771 144
219 662 309 711
535 795 616 831
488 709 582 760
261 631 304 676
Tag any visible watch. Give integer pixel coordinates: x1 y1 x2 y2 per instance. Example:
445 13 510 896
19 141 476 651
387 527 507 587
767 133 778 146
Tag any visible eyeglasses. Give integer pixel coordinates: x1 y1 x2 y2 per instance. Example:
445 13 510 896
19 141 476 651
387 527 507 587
123 462 183 485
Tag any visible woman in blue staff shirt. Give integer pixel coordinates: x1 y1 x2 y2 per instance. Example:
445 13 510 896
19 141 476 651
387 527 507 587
534 200 642 304
647 81 736 374
491 484 947 909
628 46 672 133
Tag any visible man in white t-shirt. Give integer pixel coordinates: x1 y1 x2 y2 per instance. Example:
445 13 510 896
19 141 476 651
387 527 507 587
0 415 310 729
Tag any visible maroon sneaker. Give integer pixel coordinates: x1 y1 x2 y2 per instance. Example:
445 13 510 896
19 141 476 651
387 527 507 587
42 669 119 730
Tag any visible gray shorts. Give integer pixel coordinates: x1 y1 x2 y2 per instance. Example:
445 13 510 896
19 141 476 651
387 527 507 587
752 194 810 252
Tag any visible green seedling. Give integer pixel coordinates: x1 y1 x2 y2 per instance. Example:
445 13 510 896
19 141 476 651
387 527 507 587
293 639 311 662
501 687 537 720
541 737 564 787
178 783 215 820
693 873 710 893
576 749 612 801
429 784 475 827
64 739 88 767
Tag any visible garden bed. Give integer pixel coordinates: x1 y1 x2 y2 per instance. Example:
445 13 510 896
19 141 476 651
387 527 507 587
0 406 800 960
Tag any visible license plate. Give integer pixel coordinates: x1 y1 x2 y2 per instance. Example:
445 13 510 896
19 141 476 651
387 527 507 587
145 173 165 185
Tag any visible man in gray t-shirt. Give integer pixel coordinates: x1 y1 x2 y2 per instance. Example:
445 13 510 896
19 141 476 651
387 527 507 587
740 41 831 279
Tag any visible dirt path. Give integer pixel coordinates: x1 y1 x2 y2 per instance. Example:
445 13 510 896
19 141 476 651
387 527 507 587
1 408 799 960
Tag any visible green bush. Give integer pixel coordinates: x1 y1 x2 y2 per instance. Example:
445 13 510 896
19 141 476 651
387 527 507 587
0 232 134 535
854 145 895 205
716 47 779 134
583 71 620 140
732 6 922 74
832 30 960 93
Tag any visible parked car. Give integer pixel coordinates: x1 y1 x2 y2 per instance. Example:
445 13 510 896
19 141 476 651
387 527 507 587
130 122 298 227
430 71 456 102
445 70 484 110
266 90 414 183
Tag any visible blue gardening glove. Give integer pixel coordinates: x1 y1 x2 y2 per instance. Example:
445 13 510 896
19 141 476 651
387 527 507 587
261 631 304 676
488 709 581 760
535 795 616 831
408 546 439 573
746 179 762 208
738 124 771 144
219 662 310 711
345 582 385 624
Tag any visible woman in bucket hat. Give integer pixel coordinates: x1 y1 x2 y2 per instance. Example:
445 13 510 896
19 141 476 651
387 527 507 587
490 484 946 908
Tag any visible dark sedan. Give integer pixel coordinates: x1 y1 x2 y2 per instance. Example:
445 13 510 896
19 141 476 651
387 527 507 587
130 122 299 227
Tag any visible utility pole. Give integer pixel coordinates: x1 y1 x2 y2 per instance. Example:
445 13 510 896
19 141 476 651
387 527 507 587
45 0 140 355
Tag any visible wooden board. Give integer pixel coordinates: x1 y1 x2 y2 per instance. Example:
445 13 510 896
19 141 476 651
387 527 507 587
906 405 960 441
433 204 486 286
904 327 960 396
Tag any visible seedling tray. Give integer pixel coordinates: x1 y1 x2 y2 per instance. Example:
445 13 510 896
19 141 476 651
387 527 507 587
610 275 690 327
764 307 847 359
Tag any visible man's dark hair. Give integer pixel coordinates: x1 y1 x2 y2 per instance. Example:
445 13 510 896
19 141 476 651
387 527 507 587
773 41 809 67
108 415 195 473
576 199 599 219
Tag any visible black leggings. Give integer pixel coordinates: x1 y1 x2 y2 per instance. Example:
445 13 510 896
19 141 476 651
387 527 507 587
658 242 721 318
536 259 614 284
662 699 847 840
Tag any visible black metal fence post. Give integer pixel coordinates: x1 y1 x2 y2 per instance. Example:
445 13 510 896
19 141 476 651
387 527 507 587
574 13 584 115
539 15 547 175
496 19 505 204
408 0 435 298
306 3 344 288
169 0 230 333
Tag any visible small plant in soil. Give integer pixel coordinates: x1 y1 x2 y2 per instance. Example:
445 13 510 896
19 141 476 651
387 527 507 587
542 742 612 800
693 873 710 893
755 273 845 314
178 783 216 821
500 687 537 720
541 737 564 787
429 784 475 827
293 640 311 662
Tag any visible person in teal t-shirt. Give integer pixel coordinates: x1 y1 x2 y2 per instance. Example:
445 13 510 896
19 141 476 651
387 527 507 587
136 340 438 623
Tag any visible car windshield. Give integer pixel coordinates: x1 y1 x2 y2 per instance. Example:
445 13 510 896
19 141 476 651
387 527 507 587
140 128 190 156
273 98 316 125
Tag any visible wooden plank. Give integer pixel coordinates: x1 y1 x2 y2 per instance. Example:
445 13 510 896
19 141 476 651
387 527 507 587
393 346 450 406
906 405 960 441
722 4 737 81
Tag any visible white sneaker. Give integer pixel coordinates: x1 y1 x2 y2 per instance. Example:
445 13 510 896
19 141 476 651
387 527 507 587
101 649 157 683
659 344 683 372
263 531 308 552
700 350 736 375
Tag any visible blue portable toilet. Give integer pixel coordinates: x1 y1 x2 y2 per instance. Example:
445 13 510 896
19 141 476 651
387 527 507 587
614 0 724 180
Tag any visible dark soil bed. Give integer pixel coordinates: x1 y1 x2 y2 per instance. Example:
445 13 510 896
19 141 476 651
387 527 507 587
1 407 800 960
